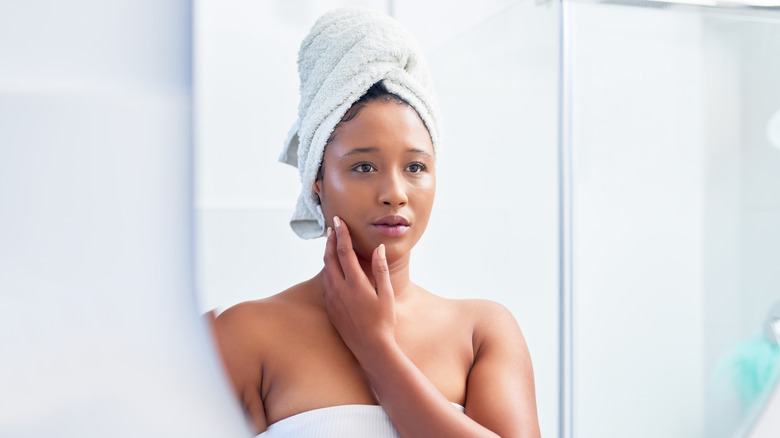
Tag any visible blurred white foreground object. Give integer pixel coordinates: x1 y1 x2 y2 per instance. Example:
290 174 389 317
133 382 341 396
0 1 250 436
768 109 780 150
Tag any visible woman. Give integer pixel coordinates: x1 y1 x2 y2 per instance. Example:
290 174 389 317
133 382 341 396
213 7 540 437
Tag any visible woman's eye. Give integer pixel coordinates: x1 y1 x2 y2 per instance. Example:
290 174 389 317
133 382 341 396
405 163 426 173
354 163 375 173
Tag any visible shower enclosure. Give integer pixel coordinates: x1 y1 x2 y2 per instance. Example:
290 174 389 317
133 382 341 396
194 0 780 436
561 1 780 437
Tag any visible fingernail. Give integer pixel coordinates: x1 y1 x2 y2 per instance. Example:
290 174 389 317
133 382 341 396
378 243 385 259
333 216 341 228
326 227 332 237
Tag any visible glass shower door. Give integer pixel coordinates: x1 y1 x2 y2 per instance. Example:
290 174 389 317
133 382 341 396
566 2 780 437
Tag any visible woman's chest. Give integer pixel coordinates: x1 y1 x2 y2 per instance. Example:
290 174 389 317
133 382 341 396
258 313 473 425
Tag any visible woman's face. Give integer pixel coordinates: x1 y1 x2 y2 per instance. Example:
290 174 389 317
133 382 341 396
314 99 436 263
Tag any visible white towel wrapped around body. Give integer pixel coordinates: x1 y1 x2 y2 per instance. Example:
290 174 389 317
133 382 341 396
280 6 441 239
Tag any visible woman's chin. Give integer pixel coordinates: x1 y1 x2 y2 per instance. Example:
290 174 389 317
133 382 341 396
351 239 410 264
381 240 415 264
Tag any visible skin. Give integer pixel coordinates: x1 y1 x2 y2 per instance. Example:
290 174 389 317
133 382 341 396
213 100 540 437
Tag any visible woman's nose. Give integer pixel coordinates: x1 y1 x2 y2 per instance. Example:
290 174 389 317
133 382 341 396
378 171 408 206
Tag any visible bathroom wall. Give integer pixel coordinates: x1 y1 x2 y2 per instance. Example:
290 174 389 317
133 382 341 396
194 0 561 435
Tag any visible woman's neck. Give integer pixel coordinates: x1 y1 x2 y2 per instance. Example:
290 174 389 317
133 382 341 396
317 251 414 302
358 252 413 300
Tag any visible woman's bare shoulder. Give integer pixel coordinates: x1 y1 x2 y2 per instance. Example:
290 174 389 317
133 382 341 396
415 291 523 348
431 296 524 347
449 297 513 314
211 281 322 434
214 278 322 344
429 294 518 325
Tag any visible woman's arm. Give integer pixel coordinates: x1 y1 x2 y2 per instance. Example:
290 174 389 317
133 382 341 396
322 219 540 437
212 305 268 433
462 301 541 437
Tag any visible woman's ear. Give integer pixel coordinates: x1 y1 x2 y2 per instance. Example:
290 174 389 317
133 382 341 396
313 179 322 203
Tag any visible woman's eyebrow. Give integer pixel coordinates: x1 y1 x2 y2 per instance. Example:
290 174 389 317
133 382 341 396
341 146 432 157
408 148 432 157
341 147 378 157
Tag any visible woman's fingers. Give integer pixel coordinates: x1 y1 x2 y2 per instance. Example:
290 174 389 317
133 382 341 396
323 225 342 277
332 216 365 285
372 244 393 301
322 217 396 357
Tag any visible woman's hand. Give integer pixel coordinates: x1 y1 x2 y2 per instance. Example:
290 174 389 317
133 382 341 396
321 216 396 360
321 216 537 438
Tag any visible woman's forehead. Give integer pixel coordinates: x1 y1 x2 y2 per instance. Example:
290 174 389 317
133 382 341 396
326 101 433 156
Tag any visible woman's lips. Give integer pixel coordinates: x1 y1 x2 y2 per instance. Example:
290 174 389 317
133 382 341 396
373 223 410 237
373 215 410 237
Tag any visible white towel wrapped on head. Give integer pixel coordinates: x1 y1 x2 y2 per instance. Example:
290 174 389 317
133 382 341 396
279 6 441 239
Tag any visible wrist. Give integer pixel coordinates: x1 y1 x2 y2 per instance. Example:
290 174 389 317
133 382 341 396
353 332 400 371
